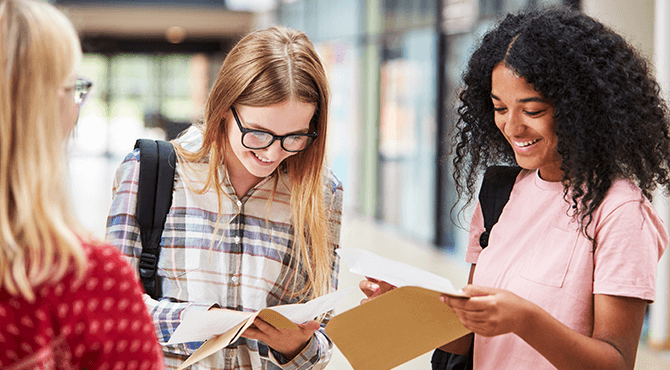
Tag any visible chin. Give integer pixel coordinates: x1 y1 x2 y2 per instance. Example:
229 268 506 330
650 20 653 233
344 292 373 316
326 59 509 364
247 164 277 179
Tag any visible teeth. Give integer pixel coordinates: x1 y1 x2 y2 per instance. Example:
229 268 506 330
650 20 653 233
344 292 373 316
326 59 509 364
253 152 272 163
516 139 540 148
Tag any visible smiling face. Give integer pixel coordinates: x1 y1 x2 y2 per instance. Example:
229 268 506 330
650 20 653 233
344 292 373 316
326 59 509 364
491 63 562 182
224 100 316 189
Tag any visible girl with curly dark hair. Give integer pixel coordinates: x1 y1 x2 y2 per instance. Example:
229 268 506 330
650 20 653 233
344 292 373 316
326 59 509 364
358 6 670 370
438 6 670 370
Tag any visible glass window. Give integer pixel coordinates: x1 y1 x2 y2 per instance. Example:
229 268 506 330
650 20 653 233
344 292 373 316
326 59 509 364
71 53 212 159
378 29 437 241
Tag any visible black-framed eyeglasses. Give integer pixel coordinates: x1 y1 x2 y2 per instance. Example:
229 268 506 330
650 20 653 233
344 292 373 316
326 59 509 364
64 77 93 106
231 106 318 153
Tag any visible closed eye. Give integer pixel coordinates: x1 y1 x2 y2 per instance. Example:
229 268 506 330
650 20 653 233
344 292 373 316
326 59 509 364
525 110 545 116
493 107 507 113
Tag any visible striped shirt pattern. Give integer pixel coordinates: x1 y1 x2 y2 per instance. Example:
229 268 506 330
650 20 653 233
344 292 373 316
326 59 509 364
106 127 343 370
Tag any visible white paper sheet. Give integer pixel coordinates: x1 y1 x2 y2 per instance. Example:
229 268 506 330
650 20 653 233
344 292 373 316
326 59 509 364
336 248 459 295
167 287 354 345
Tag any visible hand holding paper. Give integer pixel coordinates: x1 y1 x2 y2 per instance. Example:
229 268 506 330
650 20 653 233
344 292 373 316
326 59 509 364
325 248 471 370
358 277 397 304
168 287 354 370
337 248 467 297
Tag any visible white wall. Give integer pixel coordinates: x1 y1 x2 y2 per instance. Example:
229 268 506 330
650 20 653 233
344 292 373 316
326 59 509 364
581 0 655 59
582 0 670 350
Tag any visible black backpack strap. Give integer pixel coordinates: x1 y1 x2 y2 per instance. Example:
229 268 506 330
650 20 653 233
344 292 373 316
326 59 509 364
135 139 176 299
430 166 521 370
477 166 522 249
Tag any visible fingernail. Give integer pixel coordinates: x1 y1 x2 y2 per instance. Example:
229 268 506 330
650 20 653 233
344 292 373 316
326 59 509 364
439 296 447 303
370 284 379 292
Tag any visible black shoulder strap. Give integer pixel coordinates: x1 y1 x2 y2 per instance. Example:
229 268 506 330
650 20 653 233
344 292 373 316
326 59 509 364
135 139 176 299
478 166 522 249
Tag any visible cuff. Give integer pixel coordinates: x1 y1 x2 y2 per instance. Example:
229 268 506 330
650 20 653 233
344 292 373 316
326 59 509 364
268 335 320 369
161 300 220 356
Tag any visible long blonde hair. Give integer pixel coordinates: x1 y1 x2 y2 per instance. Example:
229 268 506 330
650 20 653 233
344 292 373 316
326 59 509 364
0 0 86 301
176 26 332 300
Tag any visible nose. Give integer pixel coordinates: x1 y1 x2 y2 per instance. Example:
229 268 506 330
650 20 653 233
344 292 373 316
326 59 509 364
502 110 525 137
259 139 284 161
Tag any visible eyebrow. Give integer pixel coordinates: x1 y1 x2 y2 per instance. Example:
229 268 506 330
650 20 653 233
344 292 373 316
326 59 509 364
490 93 546 103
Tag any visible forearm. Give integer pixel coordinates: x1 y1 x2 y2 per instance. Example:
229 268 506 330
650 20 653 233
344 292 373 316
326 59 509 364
143 295 216 356
517 303 633 370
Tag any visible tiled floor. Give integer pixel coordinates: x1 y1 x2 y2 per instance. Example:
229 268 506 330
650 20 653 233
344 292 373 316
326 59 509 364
69 155 670 369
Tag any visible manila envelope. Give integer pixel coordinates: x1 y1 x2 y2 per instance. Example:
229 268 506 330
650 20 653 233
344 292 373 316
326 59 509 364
325 286 471 370
177 309 297 370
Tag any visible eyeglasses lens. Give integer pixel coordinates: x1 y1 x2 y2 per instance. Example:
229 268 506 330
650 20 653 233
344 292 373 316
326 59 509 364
74 79 92 105
242 133 312 152
283 136 311 151
243 132 273 148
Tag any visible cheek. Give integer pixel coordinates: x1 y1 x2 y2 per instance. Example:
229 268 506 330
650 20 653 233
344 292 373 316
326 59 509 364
280 151 298 163
494 116 505 133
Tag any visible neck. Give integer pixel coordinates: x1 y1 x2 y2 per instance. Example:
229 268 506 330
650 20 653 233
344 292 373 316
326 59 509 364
224 147 264 199
227 170 264 199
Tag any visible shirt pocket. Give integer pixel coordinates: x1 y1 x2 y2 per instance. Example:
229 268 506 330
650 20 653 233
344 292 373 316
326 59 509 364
520 227 578 288
158 249 200 278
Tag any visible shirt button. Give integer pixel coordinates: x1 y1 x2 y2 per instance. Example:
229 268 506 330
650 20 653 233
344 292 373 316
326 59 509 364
231 276 238 283
236 200 242 207
234 236 240 243
228 351 235 358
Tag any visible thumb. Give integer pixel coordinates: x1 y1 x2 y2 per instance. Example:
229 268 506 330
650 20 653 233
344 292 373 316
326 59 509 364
462 284 499 297
299 320 320 333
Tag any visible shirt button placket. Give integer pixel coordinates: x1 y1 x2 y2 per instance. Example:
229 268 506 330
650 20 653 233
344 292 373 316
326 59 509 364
233 199 243 306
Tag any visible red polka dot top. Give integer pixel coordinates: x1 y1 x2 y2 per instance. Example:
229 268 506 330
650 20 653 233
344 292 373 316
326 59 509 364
0 240 165 370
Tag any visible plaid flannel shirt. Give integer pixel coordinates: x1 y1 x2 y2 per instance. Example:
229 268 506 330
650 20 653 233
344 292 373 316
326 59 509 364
106 127 343 370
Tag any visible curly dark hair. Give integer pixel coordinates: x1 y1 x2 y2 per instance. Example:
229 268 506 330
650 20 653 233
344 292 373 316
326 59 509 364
452 6 670 238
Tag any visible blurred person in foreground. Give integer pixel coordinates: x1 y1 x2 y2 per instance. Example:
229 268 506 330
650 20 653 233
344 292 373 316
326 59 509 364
361 7 670 370
0 0 164 368
106 25 343 369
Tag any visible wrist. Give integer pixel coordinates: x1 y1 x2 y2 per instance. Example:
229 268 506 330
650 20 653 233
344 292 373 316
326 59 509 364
275 334 314 361
514 299 542 339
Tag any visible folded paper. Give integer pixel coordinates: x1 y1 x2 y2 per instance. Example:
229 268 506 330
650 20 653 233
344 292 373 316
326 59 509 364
169 287 354 369
325 248 471 370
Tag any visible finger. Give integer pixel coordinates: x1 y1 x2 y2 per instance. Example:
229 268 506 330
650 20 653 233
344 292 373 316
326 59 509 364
253 318 279 336
462 284 498 297
298 320 320 334
440 295 469 307
359 280 380 298
365 276 381 284
377 280 397 292
451 306 490 323
241 326 264 341
441 295 484 313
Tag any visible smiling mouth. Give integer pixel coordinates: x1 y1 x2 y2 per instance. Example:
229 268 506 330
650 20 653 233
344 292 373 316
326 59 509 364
253 151 273 163
515 138 540 148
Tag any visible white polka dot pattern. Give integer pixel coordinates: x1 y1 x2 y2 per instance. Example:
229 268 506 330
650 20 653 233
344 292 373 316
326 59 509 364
0 241 165 369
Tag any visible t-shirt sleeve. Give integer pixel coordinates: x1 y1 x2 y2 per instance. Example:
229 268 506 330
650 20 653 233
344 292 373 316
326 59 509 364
593 199 668 302
465 202 485 264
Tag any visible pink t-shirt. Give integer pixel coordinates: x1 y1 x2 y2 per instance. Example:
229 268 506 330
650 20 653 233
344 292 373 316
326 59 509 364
465 169 668 370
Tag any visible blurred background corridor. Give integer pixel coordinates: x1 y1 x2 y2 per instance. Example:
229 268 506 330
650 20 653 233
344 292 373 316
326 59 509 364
58 0 670 368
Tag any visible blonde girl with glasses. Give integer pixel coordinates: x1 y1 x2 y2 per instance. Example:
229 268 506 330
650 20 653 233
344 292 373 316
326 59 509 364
0 0 164 368
106 26 343 369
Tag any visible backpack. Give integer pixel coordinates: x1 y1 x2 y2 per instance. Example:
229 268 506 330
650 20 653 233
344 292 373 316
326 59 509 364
431 165 522 370
134 139 177 300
